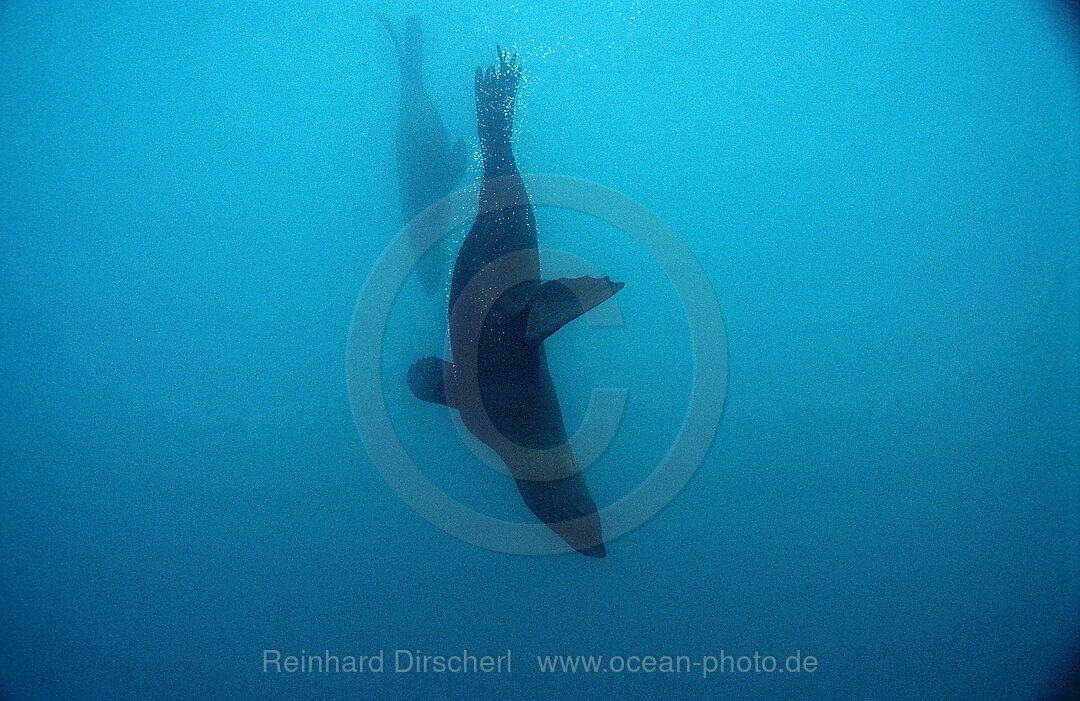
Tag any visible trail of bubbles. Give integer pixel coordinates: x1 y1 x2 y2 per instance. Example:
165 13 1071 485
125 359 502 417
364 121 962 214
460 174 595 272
476 0 641 70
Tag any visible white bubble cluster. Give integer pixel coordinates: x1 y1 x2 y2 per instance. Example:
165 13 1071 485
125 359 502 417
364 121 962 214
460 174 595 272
476 0 641 70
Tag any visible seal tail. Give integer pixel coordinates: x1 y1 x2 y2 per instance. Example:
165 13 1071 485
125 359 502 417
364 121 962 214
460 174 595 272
380 15 423 82
474 45 520 177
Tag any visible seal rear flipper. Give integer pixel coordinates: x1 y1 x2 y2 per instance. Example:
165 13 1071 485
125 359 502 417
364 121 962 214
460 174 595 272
447 139 468 189
407 356 457 407
380 15 423 82
523 276 625 345
475 46 520 175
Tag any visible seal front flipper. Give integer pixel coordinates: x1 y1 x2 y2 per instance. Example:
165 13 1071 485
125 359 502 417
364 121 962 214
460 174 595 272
522 276 625 345
408 356 458 407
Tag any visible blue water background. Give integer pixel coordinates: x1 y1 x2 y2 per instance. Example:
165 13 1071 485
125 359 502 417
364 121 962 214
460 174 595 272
1 1 1078 698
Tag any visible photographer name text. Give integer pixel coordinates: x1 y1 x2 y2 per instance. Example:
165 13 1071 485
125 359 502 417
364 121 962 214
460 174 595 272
263 649 511 674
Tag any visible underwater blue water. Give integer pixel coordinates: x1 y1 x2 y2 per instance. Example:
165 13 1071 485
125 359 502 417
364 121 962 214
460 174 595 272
1 1 1078 699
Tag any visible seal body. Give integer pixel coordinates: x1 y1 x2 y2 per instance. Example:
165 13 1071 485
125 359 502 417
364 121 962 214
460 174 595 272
409 48 623 558
381 16 466 292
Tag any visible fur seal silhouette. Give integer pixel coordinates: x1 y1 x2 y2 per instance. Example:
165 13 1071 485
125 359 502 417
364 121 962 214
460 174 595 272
408 47 623 558
381 16 467 292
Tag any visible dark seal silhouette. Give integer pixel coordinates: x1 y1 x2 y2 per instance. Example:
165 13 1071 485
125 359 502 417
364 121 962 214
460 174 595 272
381 16 467 293
408 47 623 558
